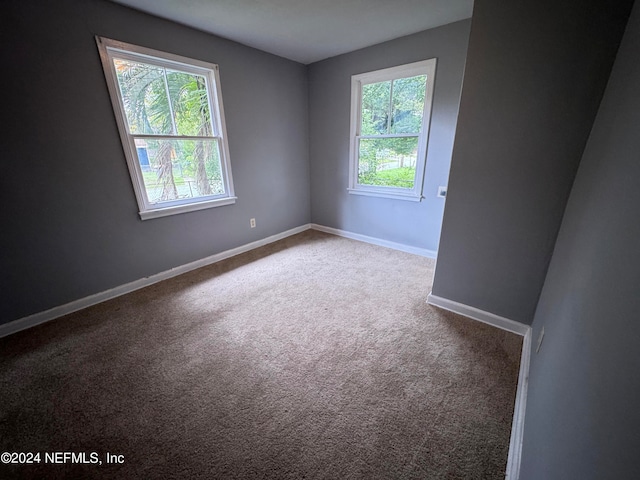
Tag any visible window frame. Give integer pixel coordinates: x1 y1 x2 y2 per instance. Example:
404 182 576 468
348 59 437 201
96 36 236 220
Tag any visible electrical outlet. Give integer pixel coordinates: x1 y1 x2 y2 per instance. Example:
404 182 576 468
437 186 447 198
250 218 256 228
536 326 545 353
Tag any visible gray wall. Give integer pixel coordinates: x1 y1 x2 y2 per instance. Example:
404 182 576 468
0 0 310 325
520 2 640 477
308 20 471 253
431 0 633 324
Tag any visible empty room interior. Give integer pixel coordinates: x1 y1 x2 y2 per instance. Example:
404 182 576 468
2 0 640 478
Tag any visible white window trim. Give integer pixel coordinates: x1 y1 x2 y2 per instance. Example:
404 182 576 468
96 37 236 220
348 59 437 201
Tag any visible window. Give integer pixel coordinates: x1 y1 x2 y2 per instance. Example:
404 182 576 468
348 59 436 201
96 37 235 220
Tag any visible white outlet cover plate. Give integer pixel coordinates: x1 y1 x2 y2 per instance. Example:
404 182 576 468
536 326 545 353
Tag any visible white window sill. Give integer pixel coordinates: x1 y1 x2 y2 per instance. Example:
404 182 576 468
139 196 237 220
347 188 423 202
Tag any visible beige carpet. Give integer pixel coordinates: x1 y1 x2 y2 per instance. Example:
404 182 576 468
0 230 522 479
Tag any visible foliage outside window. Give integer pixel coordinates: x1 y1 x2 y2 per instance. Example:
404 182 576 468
97 37 235 220
348 59 436 201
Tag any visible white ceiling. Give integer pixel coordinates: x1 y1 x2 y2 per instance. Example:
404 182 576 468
109 0 474 64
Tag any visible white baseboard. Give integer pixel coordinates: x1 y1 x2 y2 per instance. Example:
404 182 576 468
505 327 531 480
426 293 531 480
2 224 433 339
310 224 437 258
0 224 312 339
426 293 530 336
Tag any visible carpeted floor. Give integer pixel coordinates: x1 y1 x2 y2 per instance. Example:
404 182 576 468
0 230 522 479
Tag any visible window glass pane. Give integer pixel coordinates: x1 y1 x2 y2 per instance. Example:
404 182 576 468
114 59 172 135
358 137 419 189
361 80 391 135
135 138 224 204
165 70 214 137
390 75 426 134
